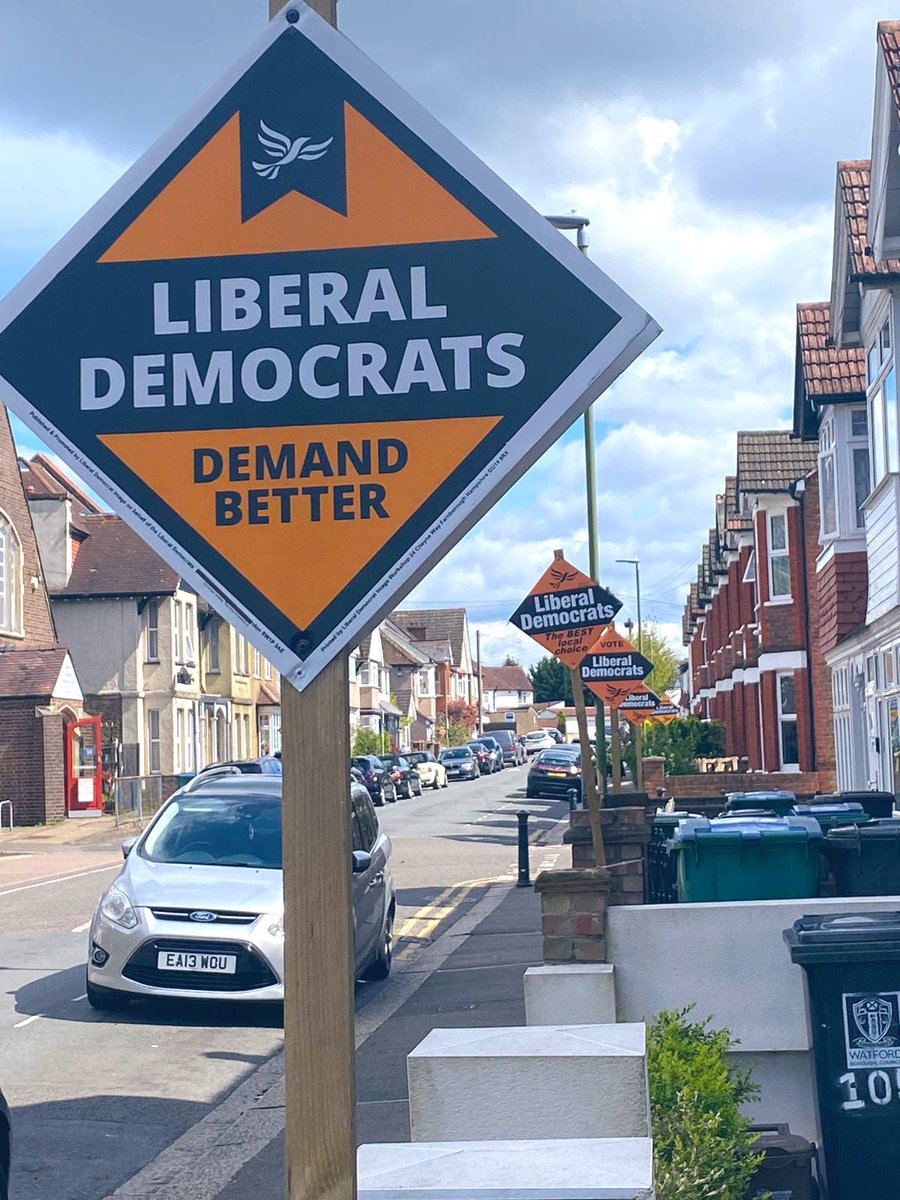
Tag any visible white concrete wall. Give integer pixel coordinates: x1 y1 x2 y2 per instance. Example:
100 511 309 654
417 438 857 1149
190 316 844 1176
607 896 900 1141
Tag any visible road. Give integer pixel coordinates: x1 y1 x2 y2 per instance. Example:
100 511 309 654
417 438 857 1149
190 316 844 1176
0 762 566 1200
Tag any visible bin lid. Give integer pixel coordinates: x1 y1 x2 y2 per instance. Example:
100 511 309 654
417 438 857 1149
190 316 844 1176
726 790 797 803
785 911 900 963
718 808 779 819
793 802 866 817
673 816 823 844
750 1128 814 1164
827 817 900 844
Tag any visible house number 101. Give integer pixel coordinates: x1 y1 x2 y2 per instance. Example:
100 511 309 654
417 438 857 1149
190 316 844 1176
838 1070 900 1109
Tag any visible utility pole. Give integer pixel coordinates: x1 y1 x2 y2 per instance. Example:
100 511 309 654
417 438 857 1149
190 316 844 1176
270 10 353 1200
619 558 644 794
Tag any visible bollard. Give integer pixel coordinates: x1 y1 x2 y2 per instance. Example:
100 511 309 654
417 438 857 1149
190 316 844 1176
516 810 531 888
568 787 579 814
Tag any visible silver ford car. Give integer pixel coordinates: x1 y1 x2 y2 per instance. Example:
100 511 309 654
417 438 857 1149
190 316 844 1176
86 774 394 1008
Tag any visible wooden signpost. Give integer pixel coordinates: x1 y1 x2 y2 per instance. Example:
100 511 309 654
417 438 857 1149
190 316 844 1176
0 3 658 1196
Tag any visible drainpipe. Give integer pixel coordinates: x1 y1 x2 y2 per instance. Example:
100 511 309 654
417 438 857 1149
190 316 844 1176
792 478 817 772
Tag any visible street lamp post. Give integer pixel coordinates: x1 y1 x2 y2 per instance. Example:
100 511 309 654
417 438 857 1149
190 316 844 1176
545 214 606 796
618 558 644 792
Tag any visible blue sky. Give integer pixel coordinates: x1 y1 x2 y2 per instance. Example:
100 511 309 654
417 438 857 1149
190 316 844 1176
0 0 891 665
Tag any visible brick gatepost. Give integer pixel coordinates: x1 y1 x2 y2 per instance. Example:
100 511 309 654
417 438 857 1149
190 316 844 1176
534 867 611 964
563 806 651 905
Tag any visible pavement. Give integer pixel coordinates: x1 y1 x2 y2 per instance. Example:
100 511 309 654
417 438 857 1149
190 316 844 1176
1 765 568 1200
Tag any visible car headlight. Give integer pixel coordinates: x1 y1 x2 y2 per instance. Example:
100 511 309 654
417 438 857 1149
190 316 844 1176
99 885 138 929
268 914 285 937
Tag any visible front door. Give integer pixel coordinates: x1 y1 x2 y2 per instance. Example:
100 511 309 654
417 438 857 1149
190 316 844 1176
65 717 103 815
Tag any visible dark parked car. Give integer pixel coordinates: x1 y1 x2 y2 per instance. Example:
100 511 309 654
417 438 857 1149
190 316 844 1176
0 1085 9 1200
351 755 397 806
475 736 505 771
379 755 422 799
527 747 582 799
440 746 480 780
197 756 282 776
467 741 494 774
484 728 524 766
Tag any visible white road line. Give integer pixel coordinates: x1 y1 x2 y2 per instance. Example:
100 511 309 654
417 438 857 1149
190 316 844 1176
0 863 119 897
71 993 87 1003
71 920 92 933
13 1013 43 1029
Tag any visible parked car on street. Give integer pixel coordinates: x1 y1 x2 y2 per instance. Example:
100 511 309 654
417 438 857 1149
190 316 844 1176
523 730 557 755
0 1086 9 1200
467 741 494 774
379 754 422 799
198 757 282 775
527 747 582 799
548 729 564 744
483 729 524 766
351 754 397 806
474 736 505 771
440 746 480 781
404 751 448 790
86 775 395 1009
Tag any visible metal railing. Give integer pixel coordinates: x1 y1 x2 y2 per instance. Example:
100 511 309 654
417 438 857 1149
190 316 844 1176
114 776 165 827
0 800 13 833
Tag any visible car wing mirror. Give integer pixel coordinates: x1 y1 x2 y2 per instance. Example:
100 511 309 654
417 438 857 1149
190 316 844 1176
122 837 138 858
352 850 373 874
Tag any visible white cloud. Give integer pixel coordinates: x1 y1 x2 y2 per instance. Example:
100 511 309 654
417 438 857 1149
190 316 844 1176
0 123 126 251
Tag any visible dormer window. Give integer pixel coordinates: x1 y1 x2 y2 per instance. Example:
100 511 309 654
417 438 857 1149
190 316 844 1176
0 510 23 636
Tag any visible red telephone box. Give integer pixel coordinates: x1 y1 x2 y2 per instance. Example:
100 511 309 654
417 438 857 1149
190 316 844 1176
65 717 103 815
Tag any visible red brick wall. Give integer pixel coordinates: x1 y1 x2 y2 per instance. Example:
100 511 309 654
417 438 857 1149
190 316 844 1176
746 681 761 768
665 769 824 798
760 670 779 770
817 551 868 654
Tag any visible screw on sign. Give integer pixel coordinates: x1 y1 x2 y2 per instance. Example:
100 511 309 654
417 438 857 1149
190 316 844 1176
509 556 622 667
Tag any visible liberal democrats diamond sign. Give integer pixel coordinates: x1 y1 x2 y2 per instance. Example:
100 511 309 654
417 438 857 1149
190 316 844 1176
0 6 659 690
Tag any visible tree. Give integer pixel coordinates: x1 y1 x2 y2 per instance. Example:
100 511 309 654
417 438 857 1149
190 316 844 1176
529 655 569 704
633 621 680 698
502 653 520 666
352 727 390 756
447 700 478 731
447 721 472 746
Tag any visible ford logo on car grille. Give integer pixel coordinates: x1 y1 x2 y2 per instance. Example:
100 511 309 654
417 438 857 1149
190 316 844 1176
189 910 217 923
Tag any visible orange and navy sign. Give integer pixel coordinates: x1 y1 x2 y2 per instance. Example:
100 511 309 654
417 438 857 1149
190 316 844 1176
617 684 661 722
0 9 657 688
510 557 622 667
578 626 654 703
653 694 679 725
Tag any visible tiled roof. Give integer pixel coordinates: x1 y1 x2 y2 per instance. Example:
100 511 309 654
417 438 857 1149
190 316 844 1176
736 431 819 494
796 301 866 398
380 618 432 666
54 514 180 598
837 160 900 279
391 608 469 667
410 638 452 664
19 453 101 517
0 646 68 698
482 665 532 693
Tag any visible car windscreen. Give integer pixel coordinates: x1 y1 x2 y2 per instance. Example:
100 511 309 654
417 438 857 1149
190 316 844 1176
442 749 472 759
407 753 431 764
525 732 549 740
536 751 581 767
141 794 282 868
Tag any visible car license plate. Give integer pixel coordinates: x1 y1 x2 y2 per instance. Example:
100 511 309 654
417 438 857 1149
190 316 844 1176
548 771 567 778
157 950 237 974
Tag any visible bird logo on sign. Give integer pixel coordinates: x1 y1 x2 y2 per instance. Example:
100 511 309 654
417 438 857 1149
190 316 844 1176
252 119 334 180
549 567 578 590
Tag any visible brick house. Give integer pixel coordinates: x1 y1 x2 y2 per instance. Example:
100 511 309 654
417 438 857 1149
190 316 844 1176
481 664 534 713
813 21 900 793
0 408 88 824
22 453 276 778
683 430 835 787
390 608 477 734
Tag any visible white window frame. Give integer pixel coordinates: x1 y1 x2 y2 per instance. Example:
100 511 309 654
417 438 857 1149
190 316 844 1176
147 709 161 774
207 618 220 672
145 598 160 662
776 671 800 771
848 406 870 530
768 511 791 600
818 416 837 537
868 311 897 487
183 602 196 666
0 510 24 637
174 601 184 664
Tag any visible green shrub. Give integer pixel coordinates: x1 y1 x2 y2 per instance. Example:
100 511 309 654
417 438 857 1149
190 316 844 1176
648 1008 762 1200
352 728 390 756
